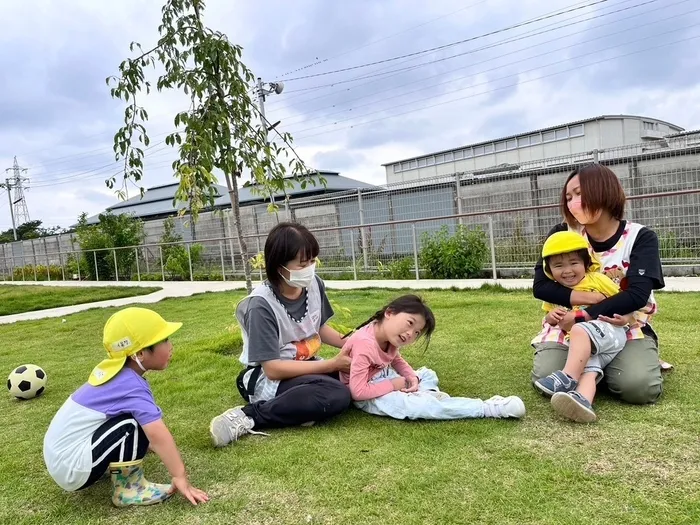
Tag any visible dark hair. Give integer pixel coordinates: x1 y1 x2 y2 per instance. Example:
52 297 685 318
544 248 592 275
343 294 436 346
264 222 320 287
560 164 626 225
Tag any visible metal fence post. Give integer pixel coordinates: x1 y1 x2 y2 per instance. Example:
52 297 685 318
76 251 81 281
357 189 369 270
113 249 119 282
256 236 263 281
59 250 65 281
412 223 420 280
349 230 357 280
455 173 464 226
31 239 38 281
144 248 150 274
159 246 165 282
488 216 497 280
225 210 236 272
93 251 99 282
135 248 141 281
219 241 226 281
187 243 193 281
44 239 51 282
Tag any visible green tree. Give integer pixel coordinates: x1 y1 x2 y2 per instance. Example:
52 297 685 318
0 220 66 244
159 216 202 280
74 212 145 280
107 0 323 293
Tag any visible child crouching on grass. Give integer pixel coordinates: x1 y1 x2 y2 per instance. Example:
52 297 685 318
340 295 525 420
532 231 636 423
43 307 209 507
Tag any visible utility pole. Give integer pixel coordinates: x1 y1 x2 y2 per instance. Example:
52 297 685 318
256 77 285 217
5 156 30 227
1 179 17 240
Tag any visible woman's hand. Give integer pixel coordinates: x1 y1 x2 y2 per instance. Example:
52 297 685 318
598 313 635 327
172 476 210 506
331 345 352 374
545 307 568 326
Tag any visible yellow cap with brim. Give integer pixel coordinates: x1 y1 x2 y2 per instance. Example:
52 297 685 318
88 307 183 386
541 230 601 280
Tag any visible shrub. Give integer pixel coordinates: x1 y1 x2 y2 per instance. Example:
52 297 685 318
388 257 414 280
419 225 488 279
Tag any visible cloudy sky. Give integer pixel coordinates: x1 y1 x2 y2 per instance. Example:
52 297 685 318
1 0 699 231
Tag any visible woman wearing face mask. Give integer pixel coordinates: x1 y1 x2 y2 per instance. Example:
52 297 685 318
209 222 352 448
531 164 666 406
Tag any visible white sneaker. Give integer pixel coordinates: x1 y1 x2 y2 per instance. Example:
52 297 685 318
483 395 526 419
209 406 268 448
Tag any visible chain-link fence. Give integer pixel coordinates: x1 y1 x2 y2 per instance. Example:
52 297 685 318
2 132 700 282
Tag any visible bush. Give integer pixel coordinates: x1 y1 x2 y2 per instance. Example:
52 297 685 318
388 257 414 280
419 225 488 279
12 264 63 281
160 217 204 280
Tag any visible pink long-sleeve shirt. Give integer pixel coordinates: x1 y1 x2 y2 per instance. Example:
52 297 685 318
339 323 418 401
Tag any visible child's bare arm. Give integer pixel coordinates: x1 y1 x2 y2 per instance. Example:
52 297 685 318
142 419 209 505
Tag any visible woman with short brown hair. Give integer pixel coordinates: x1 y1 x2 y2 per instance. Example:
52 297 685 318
531 164 665 406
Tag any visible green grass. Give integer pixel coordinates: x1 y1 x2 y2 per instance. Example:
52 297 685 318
0 285 162 316
0 288 697 525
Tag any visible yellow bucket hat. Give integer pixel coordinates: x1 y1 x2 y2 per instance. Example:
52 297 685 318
88 307 183 386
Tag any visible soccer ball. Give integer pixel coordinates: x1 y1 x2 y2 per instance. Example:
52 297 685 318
7 364 47 400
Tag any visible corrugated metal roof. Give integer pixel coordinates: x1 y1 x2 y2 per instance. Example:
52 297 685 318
381 114 686 166
79 171 377 226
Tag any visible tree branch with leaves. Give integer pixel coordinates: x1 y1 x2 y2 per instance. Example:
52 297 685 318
108 0 323 293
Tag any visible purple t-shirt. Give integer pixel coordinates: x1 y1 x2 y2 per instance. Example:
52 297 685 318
72 366 162 426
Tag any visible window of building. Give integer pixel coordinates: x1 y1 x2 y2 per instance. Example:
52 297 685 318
401 161 409 171
555 128 568 140
454 149 463 160
464 148 473 158
495 141 507 152
474 145 485 156
543 130 556 142
393 164 400 173
484 143 495 154
436 154 444 164
643 120 659 131
569 124 584 136
530 134 542 145
518 136 530 147
444 152 453 162
507 139 517 150
426 156 435 166
410 159 417 169
418 158 426 168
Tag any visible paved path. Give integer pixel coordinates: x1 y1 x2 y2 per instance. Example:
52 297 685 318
2 277 699 325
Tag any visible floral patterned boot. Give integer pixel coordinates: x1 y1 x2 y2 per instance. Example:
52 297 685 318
109 459 175 507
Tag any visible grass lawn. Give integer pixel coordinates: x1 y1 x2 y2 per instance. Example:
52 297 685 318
0 287 697 525
0 285 162 316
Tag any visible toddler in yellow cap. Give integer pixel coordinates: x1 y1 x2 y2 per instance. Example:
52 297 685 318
43 307 209 507
531 231 636 423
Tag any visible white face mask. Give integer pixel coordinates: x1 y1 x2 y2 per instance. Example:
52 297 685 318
281 262 316 288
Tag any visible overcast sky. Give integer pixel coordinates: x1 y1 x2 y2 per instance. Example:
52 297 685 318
1 0 699 231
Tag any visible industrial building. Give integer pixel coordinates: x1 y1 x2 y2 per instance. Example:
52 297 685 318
383 115 685 185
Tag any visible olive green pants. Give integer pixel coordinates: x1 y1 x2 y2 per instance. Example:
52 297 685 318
531 336 663 405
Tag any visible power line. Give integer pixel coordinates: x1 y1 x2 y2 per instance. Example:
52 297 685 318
280 2 694 130
269 0 659 111
272 0 491 79
277 0 609 82
291 29 700 141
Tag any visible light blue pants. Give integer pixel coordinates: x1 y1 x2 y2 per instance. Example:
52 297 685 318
353 367 485 420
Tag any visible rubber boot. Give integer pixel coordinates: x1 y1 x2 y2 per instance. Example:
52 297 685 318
109 459 175 507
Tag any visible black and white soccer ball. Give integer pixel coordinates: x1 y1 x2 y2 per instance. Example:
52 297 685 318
7 364 47 400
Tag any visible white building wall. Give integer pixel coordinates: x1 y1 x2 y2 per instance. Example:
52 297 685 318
385 116 684 184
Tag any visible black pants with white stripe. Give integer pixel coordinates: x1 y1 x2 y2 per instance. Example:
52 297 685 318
78 414 149 490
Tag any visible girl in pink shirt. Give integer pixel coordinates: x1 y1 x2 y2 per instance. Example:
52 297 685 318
340 295 525 420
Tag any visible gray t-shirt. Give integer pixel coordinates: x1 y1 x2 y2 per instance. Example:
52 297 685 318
244 276 334 363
